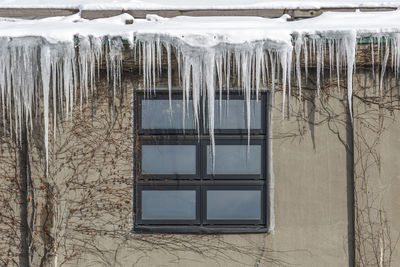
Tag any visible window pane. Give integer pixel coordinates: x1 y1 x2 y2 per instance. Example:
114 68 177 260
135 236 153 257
142 190 196 220
142 99 195 129
214 99 262 129
142 145 196 175
207 145 261 174
207 190 261 220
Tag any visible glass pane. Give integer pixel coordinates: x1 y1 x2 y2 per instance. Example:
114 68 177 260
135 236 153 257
207 145 261 175
142 99 195 129
207 190 261 220
142 190 196 220
214 99 262 129
142 145 196 175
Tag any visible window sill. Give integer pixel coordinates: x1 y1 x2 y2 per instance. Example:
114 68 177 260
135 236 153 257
132 225 269 234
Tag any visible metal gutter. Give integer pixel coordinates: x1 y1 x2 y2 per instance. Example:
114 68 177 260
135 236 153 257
0 6 397 20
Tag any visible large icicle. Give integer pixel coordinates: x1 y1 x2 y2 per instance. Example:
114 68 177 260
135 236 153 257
41 45 51 174
295 37 302 97
344 32 357 120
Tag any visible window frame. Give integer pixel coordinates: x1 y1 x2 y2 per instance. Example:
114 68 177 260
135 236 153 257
133 90 271 234
202 138 266 180
137 93 199 135
137 138 201 180
207 93 267 135
136 185 201 225
202 185 266 225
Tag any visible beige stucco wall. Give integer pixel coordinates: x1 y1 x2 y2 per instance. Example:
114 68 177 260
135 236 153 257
40 74 350 267
268 88 350 267
353 73 400 267
379 118 400 265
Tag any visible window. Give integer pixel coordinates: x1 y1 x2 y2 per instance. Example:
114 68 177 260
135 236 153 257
133 91 270 233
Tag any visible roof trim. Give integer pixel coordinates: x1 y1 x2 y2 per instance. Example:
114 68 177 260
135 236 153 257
0 7 397 19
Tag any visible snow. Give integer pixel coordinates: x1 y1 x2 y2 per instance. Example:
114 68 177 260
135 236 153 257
1 0 400 10
0 13 134 43
1 10 400 170
2 11 400 46
293 10 400 35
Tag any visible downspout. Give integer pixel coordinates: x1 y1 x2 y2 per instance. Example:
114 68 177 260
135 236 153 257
19 124 31 266
346 93 355 267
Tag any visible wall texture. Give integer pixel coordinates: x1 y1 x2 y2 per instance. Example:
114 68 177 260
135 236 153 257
1 55 399 267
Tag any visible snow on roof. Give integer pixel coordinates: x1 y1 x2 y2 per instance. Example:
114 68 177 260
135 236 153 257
0 10 399 45
0 0 400 10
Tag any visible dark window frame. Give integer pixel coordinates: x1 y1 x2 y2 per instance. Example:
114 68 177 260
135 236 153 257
136 185 201 225
137 92 199 135
202 185 266 225
207 93 267 135
137 138 201 180
133 90 270 234
202 138 266 180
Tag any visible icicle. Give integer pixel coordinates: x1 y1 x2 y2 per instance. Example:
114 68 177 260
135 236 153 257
226 52 231 93
377 35 382 66
266 52 270 86
141 42 147 93
286 45 293 115
78 37 91 109
336 38 341 91
328 38 333 82
151 41 156 93
371 38 375 78
51 48 57 143
321 37 326 82
269 50 276 94
215 52 223 121
304 38 309 81
91 36 103 84
41 45 51 174
316 37 322 97
182 56 191 131
192 57 201 132
0 38 8 133
394 34 400 79
110 38 123 100
205 51 215 170
166 42 172 110
255 45 263 100
235 51 241 90
260 50 266 91
156 38 162 78
176 50 181 89
241 49 251 146
280 48 288 119
62 44 75 119
344 31 357 121
295 37 302 97
380 37 390 94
